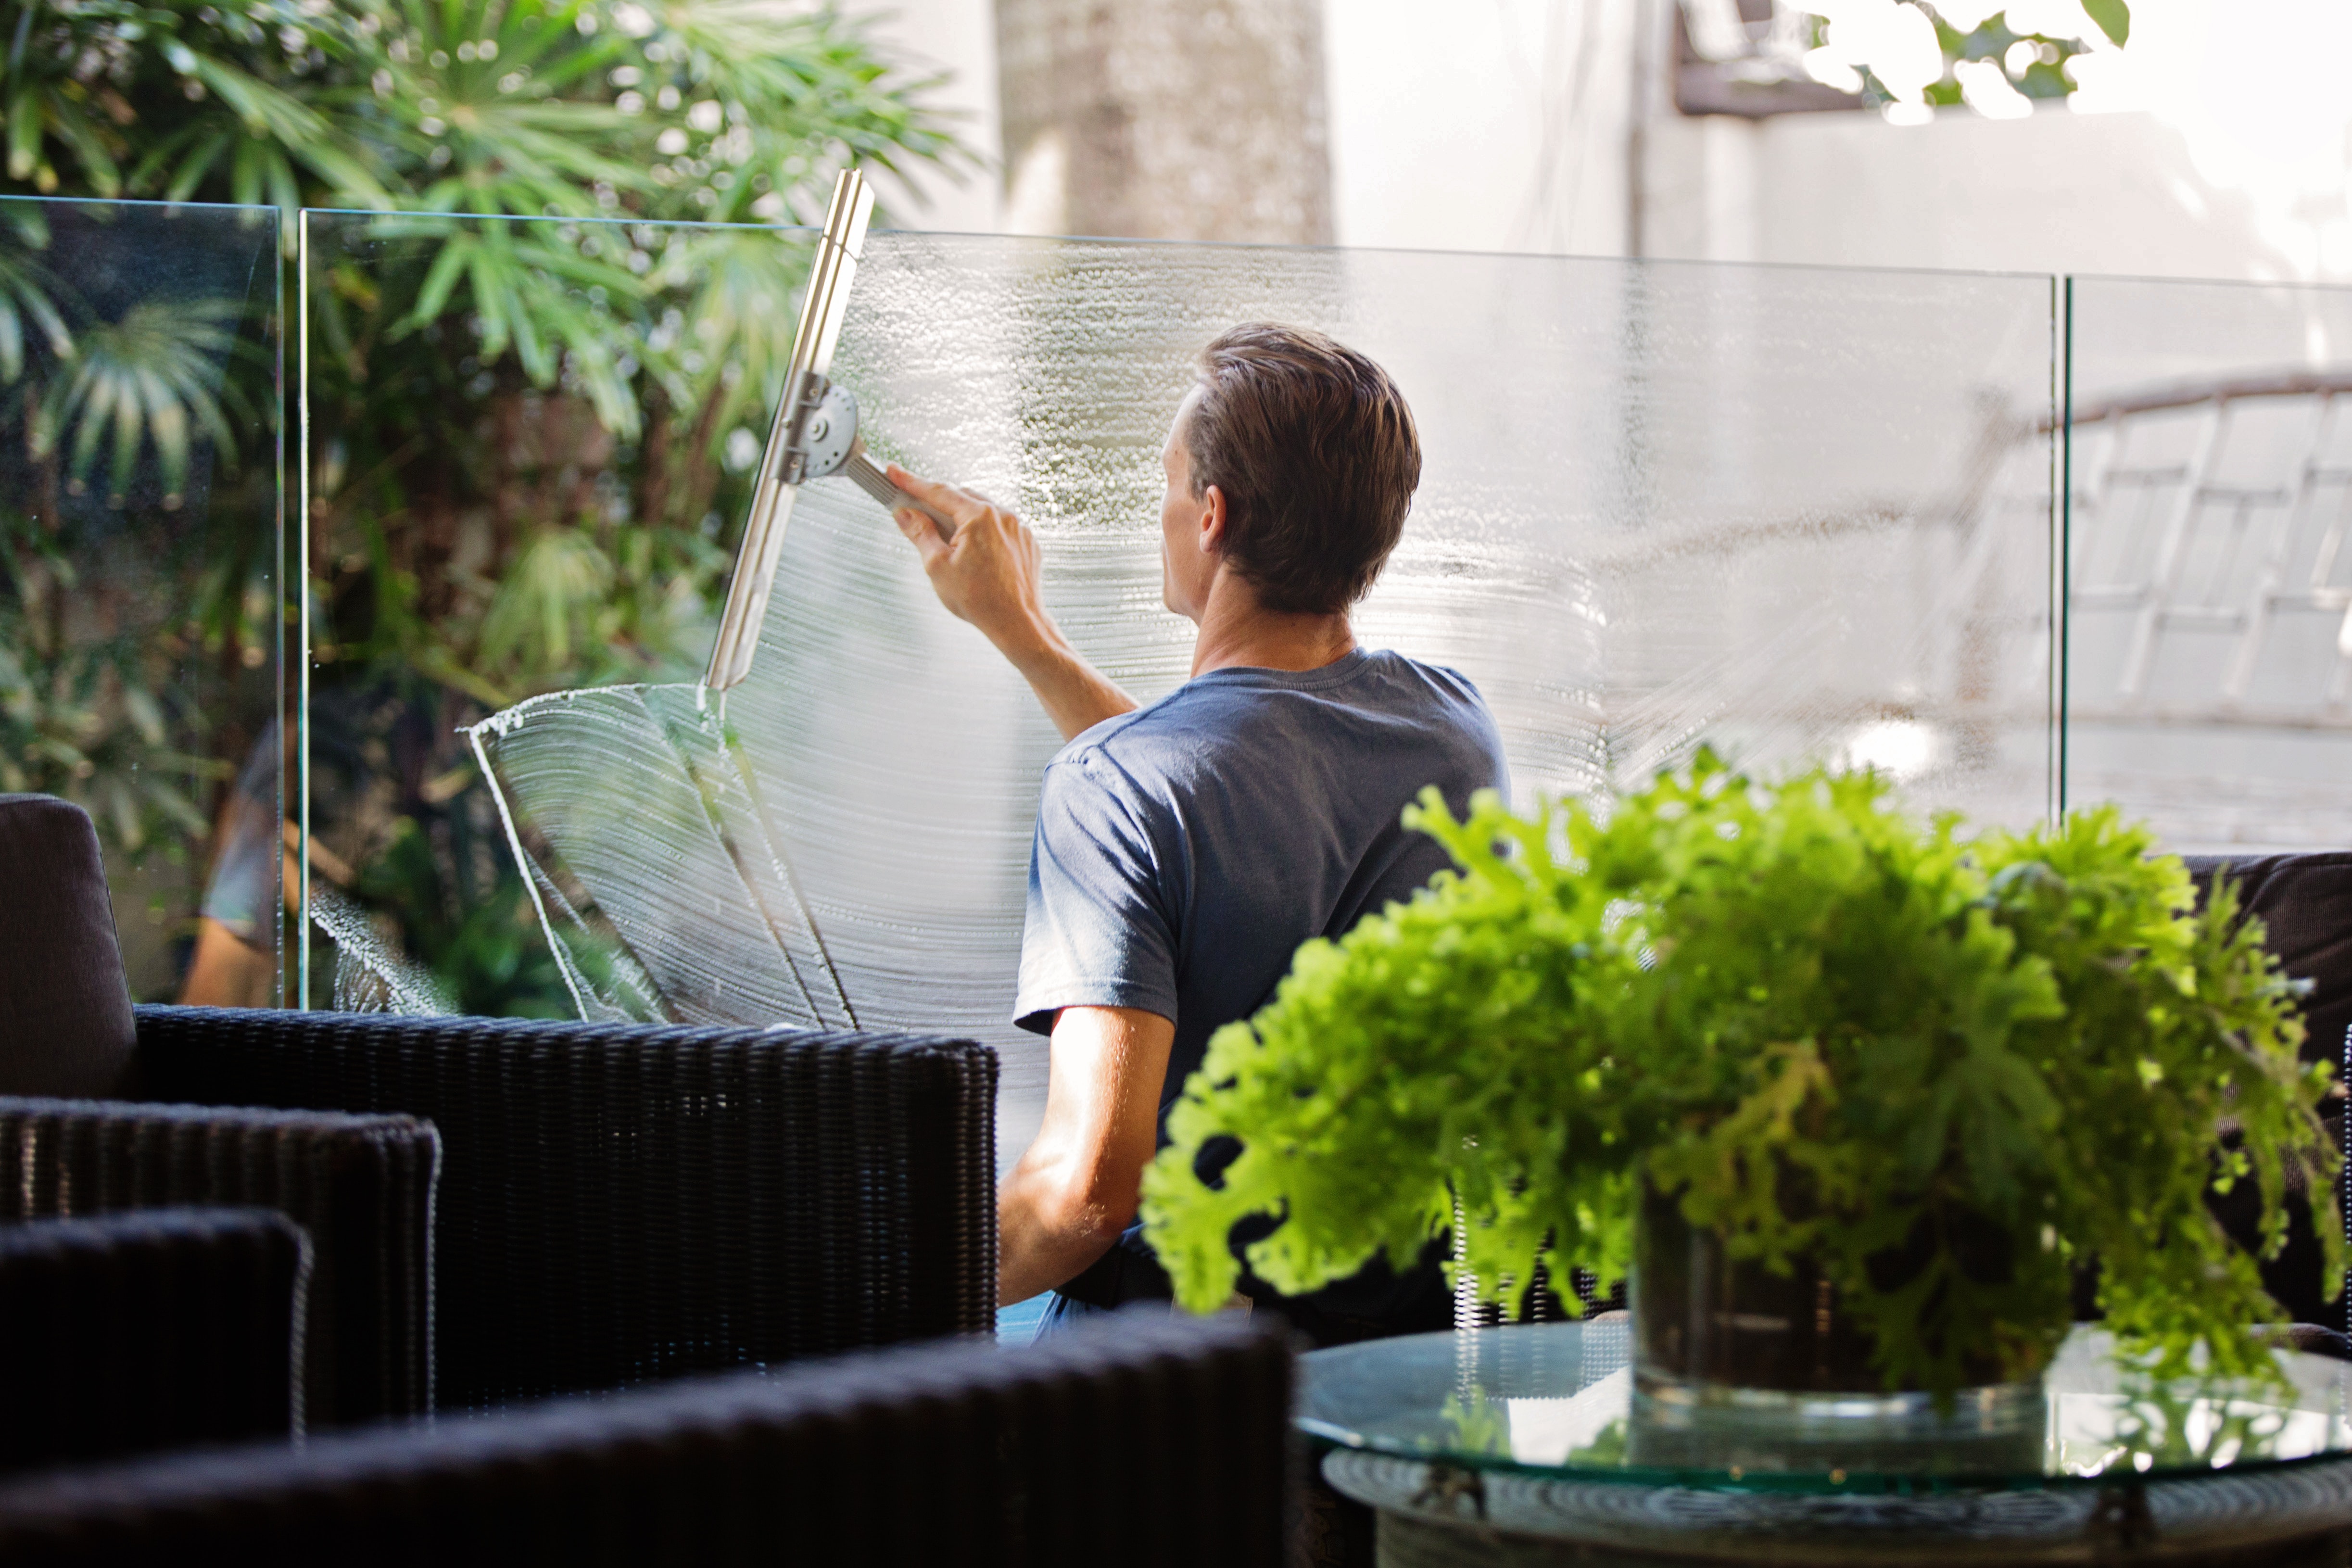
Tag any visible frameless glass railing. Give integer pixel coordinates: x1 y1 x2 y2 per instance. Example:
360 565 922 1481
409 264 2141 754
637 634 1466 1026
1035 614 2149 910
298 212 2061 1164
9 195 2319 1232
0 196 282 1006
2061 273 2352 854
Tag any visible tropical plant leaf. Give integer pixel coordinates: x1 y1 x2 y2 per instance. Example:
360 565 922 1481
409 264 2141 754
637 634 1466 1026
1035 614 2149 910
1144 756 2337 1399
2082 0 2131 48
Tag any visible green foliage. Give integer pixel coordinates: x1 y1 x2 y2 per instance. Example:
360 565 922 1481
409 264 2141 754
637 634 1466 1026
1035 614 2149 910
2079 0 2130 48
0 202 272 885
34 296 247 496
1142 752 2337 1397
346 813 575 1016
0 1 964 1011
0 506 230 850
1 0 961 241
0 205 68 378
1842 3 2128 109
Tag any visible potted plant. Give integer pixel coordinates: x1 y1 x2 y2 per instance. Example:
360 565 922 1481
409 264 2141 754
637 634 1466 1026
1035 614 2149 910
1141 753 2339 1429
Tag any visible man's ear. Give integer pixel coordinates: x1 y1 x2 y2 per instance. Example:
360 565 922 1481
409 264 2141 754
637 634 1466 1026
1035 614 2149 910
1198 483 1228 555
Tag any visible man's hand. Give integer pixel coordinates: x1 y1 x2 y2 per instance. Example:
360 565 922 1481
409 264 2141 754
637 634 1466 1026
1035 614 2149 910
886 463 1139 742
997 1004 1175 1307
886 465 1049 650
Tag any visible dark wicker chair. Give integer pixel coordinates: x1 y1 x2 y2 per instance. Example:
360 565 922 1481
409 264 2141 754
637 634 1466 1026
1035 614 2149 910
0 1307 1288 1568
1 793 1000 1429
2182 853 2352 1329
0 1207 307 1471
126 1007 999 1412
0 1098 436 1427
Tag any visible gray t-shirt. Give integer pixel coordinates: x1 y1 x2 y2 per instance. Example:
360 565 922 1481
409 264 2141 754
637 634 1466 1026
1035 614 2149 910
1014 647 1510 1118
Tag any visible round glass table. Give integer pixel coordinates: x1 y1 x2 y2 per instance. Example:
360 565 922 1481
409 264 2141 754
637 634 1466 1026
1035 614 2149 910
1295 1320 2352 1566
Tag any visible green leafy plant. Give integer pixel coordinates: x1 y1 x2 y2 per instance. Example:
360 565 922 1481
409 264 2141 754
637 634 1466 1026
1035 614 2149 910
1142 752 2339 1396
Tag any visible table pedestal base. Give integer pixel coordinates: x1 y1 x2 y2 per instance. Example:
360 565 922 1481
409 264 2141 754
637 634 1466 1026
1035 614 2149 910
1373 1511 2350 1568
1324 1451 2352 1567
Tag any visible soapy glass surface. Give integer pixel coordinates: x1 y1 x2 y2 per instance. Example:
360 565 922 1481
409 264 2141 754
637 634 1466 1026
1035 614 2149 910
311 222 2060 1167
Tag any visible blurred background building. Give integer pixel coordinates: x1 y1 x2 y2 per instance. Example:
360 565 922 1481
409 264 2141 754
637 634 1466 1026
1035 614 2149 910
857 0 2352 282
829 0 2352 876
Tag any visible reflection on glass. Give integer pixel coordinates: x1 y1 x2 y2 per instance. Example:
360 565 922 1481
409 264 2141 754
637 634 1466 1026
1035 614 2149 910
2063 276 2352 851
0 197 280 1004
1299 1321 2352 1487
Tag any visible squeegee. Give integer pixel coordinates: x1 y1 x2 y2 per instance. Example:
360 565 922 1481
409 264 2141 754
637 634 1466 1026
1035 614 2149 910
704 167 954 692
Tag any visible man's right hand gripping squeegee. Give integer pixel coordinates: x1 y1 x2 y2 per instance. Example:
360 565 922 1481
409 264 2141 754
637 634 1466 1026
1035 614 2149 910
703 167 954 692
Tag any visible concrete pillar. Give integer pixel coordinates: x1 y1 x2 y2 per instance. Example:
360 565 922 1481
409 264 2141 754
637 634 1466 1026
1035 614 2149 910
994 0 1334 244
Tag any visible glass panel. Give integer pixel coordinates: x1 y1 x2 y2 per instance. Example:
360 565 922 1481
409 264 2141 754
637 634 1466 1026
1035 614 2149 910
0 197 282 1005
2062 275 2352 852
301 214 2056 1165
297 210 810 1016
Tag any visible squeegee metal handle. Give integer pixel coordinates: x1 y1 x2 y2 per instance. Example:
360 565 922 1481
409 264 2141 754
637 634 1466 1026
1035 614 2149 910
843 446 957 539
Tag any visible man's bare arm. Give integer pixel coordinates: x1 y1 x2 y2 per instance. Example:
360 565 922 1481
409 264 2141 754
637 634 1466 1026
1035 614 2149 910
886 465 1137 742
997 1004 1174 1306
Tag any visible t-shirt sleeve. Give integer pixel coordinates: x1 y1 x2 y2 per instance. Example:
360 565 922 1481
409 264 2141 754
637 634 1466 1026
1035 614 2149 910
1013 752 1179 1036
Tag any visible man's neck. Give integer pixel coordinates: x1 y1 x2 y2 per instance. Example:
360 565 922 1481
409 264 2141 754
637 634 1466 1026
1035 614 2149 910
1187 569 1356 679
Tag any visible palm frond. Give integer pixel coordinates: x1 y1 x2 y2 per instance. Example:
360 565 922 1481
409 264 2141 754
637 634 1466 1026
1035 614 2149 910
0 242 72 382
38 299 243 496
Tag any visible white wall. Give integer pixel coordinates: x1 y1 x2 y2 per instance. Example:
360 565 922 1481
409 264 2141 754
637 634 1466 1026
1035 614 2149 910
1645 107 2309 280
1324 0 2352 286
1320 0 1645 256
842 0 1004 234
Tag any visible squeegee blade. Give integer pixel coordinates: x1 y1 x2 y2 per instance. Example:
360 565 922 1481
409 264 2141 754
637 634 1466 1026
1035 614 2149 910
702 167 876 692
705 481 801 691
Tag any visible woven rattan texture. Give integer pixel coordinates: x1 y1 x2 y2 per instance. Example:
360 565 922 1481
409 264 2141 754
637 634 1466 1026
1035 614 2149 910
0 1098 434 1428
0 1307 1285 1568
0 1207 306 1470
129 1007 998 1409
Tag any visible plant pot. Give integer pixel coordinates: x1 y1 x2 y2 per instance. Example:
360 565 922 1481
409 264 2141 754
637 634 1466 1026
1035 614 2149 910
1627 1182 2051 1474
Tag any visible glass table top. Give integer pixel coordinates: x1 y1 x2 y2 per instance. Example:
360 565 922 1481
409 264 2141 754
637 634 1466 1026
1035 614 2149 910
1295 1321 2352 1494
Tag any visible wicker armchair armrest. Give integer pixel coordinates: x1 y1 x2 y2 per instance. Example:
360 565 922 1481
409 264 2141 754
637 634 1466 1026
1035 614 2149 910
0 1098 436 1427
0 1309 1289 1568
131 1007 996 1409
0 1208 307 1470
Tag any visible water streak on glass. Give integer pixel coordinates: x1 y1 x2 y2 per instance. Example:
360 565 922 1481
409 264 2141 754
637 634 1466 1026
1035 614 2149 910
0 197 281 1006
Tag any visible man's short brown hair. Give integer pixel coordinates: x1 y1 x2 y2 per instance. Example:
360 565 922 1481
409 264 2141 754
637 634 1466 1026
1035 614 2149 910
1184 323 1421 616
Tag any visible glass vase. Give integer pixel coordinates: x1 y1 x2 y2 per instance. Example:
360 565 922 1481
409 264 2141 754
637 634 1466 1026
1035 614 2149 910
1627 1182 2050 1474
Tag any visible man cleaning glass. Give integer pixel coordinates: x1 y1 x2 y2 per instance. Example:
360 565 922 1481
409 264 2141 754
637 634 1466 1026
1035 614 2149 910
888 323 1507 1344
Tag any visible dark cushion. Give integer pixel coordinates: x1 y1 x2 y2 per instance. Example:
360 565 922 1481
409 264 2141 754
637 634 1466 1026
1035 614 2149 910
2181 852 2352 1066
0 1207 306 1470
0 1098 439 1428
0 797 135 1098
